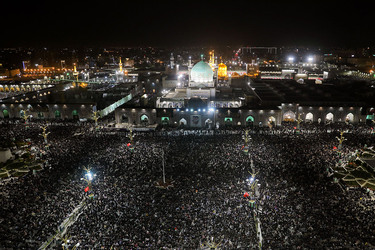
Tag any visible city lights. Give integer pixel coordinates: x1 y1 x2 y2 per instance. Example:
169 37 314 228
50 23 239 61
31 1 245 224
2 1 375 249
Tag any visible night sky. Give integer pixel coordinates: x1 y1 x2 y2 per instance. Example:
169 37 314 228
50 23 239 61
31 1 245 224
2 0 375 48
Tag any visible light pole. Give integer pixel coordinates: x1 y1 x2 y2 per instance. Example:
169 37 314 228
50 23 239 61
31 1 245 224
200 238 222 249
92 111 100 129
56 233 79 250
161 149 166 184
247 170 259 196
242 129 250 154
336 131 347 150
40 125 50 143
244 161 262 250
153 147 166 184
296 113 303 132
153 145 174 189
21 109 30 126
127 126 135 152
81 167 95 195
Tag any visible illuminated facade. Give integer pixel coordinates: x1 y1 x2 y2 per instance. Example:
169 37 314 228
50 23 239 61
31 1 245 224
217 63 227 78
189 60 214 86
209 50 216 71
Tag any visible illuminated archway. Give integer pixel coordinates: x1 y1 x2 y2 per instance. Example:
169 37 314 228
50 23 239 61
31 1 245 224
179 118 187 126
161 117 169 125
326 112 334 122
205 118 213 129
2 109 9 118
305 112 313 122
72 110 79 119
140 114 149 125
345 113 354 123
246 115 254 127
224 117 233 124
55 110 61 118
246 115 254 122
283 111 296 122
268 116 276 127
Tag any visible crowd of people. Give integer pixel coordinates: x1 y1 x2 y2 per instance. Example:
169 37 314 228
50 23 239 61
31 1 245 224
0 119 374 249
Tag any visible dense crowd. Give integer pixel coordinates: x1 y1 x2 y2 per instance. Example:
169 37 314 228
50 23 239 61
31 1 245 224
0 120 374 249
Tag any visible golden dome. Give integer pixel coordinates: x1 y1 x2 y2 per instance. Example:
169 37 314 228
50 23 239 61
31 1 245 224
231 72 240 78
218 63 227 78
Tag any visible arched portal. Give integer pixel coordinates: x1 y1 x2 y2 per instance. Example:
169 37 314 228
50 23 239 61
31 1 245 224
55 110 61 118
140 114 149 125
268 116 276 128
305 112 313 122
2 109 9 118
268 116 276 122
283 111 296 122
179 118 187 126
246 115 254 127
121 114 128 123
326 112 334 123
72 110 79 119
224 117 233 126
161 117 170 125
205 118 212 129
346 113 354 123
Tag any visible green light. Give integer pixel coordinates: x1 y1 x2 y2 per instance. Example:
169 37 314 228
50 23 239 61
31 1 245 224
246 116 254 122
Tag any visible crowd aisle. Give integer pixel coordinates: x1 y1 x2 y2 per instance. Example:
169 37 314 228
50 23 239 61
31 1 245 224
0 120 374 249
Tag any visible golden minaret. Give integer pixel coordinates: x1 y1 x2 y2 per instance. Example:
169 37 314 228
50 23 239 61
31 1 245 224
119 57 123 72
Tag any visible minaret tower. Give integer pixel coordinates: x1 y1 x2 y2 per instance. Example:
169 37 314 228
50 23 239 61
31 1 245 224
209 50 215 71
116 57 124 82
73 63 79 82
188 56 192 83
119 57 123 72
170 53 175 69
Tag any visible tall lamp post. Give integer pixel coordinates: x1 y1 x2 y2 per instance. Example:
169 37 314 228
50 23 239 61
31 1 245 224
336 131 347 150
92 111 100 130
21 109 30 126
153 146 174 188
153 147 166 184
81 167 95 195
296 113 303 133
242 129 250 154
56 233 79 250
40 125 50 144
127 126 135 152
246 169 262 250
